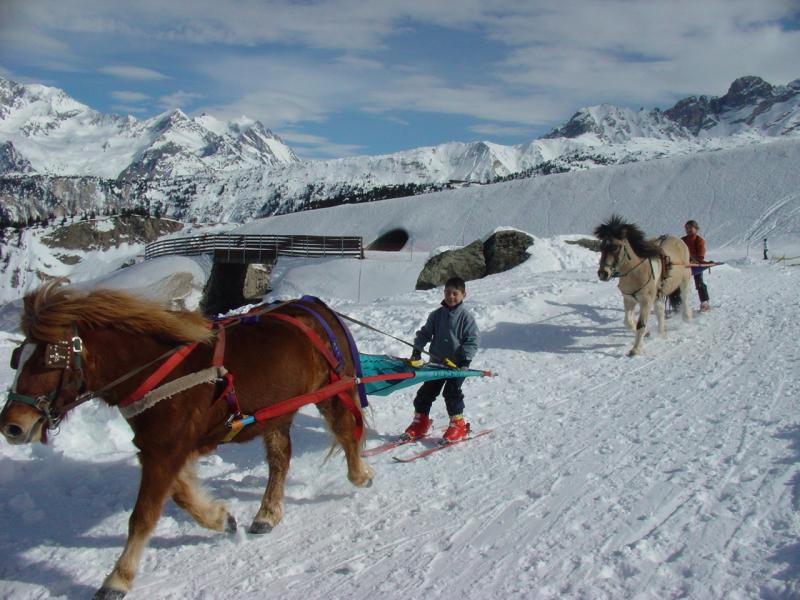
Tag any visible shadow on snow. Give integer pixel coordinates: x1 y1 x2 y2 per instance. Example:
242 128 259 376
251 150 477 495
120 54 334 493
0 411 355 596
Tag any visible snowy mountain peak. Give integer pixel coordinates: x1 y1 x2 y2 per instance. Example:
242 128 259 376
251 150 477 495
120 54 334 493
0 77 299 179
544 104 691 143
664 75 800 136
722 75 774 108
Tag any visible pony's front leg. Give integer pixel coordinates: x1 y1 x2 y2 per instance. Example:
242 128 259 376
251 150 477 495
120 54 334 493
171 454 237 534
251 420 292 534
622 294 637 330
629 298 653 357
96 453 185 599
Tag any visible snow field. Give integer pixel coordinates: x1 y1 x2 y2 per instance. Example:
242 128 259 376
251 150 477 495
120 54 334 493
1 242 799 599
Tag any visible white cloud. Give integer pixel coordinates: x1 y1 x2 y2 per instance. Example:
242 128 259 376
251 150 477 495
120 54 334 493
110 90 150 102
471 123 536 138
110 104 148 114
279 130 364 159
2 0 799 156
99 65 169 81
158 90 203 110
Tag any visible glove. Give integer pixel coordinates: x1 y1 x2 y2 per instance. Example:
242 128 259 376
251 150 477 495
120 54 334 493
443 358 458 369
406 352 424 368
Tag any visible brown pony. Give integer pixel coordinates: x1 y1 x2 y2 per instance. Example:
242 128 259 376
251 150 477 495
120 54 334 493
595 215 692 356
0 280 374 599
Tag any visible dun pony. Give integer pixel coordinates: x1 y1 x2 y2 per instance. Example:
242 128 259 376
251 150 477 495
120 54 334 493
594 215 692 355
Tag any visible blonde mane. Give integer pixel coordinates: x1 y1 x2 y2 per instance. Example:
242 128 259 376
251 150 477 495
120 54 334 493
22 279 213 344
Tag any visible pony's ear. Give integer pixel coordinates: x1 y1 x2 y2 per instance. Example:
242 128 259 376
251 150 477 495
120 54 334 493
619 226 629 240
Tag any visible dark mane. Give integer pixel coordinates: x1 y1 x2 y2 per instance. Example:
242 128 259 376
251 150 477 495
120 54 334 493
22 279 213 344
594 215 661 258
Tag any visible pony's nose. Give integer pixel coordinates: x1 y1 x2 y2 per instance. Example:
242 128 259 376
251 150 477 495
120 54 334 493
597 270 610 281
2 423 24 442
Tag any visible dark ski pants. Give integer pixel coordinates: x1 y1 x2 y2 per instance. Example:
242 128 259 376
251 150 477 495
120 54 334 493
413 378 466 417
668 272 710 309
693 272 709 303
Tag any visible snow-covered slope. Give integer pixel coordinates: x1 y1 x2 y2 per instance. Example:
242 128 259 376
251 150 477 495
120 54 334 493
3 137 798 303
1 242 799 599
233 138 800 252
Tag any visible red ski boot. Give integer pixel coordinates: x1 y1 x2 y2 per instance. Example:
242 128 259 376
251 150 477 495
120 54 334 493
443 417 470 442
404 413 432 440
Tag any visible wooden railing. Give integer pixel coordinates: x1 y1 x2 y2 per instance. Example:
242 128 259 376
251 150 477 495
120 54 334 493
144 234 364 263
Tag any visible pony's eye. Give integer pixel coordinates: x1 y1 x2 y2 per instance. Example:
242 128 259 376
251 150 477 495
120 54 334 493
600 241 618 252
10 346 22 370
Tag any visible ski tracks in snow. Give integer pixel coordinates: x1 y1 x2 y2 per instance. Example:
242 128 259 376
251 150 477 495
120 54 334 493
2 261 800 599
243 262 800 600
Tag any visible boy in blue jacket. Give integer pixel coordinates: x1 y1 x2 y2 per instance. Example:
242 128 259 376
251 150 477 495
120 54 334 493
404 277 479 442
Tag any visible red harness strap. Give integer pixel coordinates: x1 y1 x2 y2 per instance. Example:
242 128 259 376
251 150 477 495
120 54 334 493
119 342 200 408
267 313 340 368
212 327 243 416
248 377 358 423
265 312 364 440
118 325 232 411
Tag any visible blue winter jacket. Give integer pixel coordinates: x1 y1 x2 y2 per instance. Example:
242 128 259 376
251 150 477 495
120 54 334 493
412 301 479 366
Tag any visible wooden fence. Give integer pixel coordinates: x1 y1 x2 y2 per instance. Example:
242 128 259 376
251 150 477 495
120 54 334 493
144 234 364 263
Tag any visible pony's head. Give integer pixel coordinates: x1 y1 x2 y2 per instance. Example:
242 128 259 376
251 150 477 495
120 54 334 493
1 279 213 445
594 215 661 281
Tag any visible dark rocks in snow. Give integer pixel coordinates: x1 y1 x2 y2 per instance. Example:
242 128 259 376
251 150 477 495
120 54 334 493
0 141 34 175
484 230 534 275
415 239 486 290
415 230 534 289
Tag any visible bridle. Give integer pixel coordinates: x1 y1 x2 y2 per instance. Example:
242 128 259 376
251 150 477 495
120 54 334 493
5 326 88 431
599 238 653 297
4 325 212 432
600 238 643 277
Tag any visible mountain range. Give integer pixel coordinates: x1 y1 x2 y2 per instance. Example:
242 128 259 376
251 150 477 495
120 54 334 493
0 75 798 224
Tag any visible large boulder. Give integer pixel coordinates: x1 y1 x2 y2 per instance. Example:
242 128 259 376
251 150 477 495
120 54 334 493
415 239 486 290
483 230 534 275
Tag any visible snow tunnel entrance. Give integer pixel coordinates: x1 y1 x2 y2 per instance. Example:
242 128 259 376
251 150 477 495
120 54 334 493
367 228 409 251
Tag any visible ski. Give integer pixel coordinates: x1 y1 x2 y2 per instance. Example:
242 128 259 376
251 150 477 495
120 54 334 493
391 429 493 462
361 430 441 457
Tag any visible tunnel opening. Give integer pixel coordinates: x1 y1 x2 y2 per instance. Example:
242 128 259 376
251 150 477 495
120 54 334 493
366 228 409 251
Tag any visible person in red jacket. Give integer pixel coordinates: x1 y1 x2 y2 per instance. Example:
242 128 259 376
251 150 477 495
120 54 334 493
682 220 710 311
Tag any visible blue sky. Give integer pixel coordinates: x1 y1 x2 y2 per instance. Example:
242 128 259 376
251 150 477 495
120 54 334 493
1 0 798 159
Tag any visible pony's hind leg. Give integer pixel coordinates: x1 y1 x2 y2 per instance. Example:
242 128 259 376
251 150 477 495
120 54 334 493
317 395 374 487
250 418 293 534
680 279 693 321
655 296 667 335
171 453 236 533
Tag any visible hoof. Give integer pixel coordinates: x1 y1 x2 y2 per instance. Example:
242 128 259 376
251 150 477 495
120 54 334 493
249 521 274 535
94 588 126 600
225 513 237 534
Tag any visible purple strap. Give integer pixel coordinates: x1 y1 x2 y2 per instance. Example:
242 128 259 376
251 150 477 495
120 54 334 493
301 296 368 408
